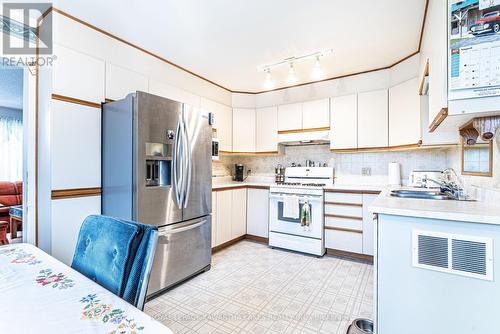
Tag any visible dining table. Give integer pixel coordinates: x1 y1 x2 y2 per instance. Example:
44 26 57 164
0 243 173 334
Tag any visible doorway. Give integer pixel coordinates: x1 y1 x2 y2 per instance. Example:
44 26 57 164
0 61 36 245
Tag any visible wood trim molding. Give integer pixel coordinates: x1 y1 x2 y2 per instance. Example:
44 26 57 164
325 201 363 207
429 108 448 132
51 187 102 200
245 234 269 244
211 235 246 253
220 151 280 156
325 214 363 221
246 185 271 190
330 141 423 153
50 5 428 95
104 98 114 103
419 59 429 96
324 189 381 195
278 127 330 135
52 94 102 108
324 226 363 233
212 185 248 192
326 248 373 263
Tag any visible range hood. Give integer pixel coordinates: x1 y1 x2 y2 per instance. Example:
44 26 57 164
278 130 330 146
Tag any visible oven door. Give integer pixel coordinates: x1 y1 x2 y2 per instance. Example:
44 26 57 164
269 193 323 239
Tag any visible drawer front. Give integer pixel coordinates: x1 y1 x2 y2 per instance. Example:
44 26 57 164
325 229 363 253
325 216 363 230
325 203 362 217
324 192 362 204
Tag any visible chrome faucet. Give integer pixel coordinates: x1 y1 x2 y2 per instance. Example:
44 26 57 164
422 168 464 200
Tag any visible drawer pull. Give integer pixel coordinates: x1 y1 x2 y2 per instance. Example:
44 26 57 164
325 201 363 207
325 214 363 221
325 226 363 234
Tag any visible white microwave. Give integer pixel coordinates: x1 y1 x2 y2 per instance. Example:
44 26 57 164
212 138 219 161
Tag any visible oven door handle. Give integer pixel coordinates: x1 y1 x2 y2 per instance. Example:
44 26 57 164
269 194 323 200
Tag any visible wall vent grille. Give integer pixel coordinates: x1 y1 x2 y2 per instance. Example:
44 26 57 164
412 230 493 281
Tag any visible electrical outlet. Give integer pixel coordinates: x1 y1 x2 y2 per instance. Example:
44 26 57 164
362 167 371 176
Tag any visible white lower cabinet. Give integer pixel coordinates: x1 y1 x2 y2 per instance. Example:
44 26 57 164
324 191 379 256
211 191 217 246
362 194 378 255
231 188 247 238
246 188 269 238
51 196 101 265
215 190 232 246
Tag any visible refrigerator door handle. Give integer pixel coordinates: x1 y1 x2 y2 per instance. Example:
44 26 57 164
182 112 192 208
173 119 183 209
158 219 206 236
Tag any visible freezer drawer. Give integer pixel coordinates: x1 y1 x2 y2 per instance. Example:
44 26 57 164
147 216 211 297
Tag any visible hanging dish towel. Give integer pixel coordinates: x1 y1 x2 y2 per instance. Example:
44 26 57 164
283 196 300 219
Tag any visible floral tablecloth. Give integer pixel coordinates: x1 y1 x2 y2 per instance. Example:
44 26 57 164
0 243 172 334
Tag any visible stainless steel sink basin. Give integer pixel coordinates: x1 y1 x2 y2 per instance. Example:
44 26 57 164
390 189 452 200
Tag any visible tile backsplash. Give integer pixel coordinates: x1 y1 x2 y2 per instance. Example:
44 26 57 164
214 144 454 185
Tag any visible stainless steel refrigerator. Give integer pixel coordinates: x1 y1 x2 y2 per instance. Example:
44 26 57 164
102 91 212 298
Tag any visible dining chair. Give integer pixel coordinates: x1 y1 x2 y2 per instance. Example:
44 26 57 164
71 215 158 309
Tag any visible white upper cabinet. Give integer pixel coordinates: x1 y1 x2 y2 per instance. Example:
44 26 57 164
201 98 232 152
149 80 184 102
233 108 256 152
105 63 148 101
215 103 233 152
255 106 278 152
389 77 421 147
330 94 358 150
358 89 388 148
278 103 302 131
51 100 101 190
53 44 105 103
302 98 330 129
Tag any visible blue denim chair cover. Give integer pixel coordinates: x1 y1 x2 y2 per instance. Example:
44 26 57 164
72 215 158 309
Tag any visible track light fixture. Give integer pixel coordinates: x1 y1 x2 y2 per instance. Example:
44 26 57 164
258 49 333 89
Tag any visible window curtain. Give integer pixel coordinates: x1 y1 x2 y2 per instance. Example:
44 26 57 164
0 116 22 181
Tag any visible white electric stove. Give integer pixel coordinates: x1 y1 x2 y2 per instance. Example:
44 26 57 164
269 167 334 256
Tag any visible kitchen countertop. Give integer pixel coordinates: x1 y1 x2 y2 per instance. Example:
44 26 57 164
212 176 386 193
370 189 500 225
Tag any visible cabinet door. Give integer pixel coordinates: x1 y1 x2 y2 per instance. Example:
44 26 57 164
302 99 330 129
246 188 269 238
105 63 148 101
330 94 358 150
362 194 378 255
231 188 247 239
53 44 105 103
51 196 101 265
389 77 421 147
51 100 101 189
278 103 302 131
211 191 217 247
255 106 278 152
216 191 232 245
233 108 256 152
358 89 388 148
149 79 184 102
215 103 233 152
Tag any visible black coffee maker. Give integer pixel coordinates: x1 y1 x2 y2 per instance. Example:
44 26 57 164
234 164 245 182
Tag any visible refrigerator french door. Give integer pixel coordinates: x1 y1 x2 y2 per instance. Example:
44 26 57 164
102 91 212 299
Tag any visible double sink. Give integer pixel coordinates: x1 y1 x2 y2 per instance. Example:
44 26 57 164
390 189 475 201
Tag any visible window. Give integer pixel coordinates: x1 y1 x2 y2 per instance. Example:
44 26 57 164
0 116 22 181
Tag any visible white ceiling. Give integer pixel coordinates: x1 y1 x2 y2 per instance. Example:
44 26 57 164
55 0 426 93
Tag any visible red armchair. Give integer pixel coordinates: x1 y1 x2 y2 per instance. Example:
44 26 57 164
0 181 22 243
